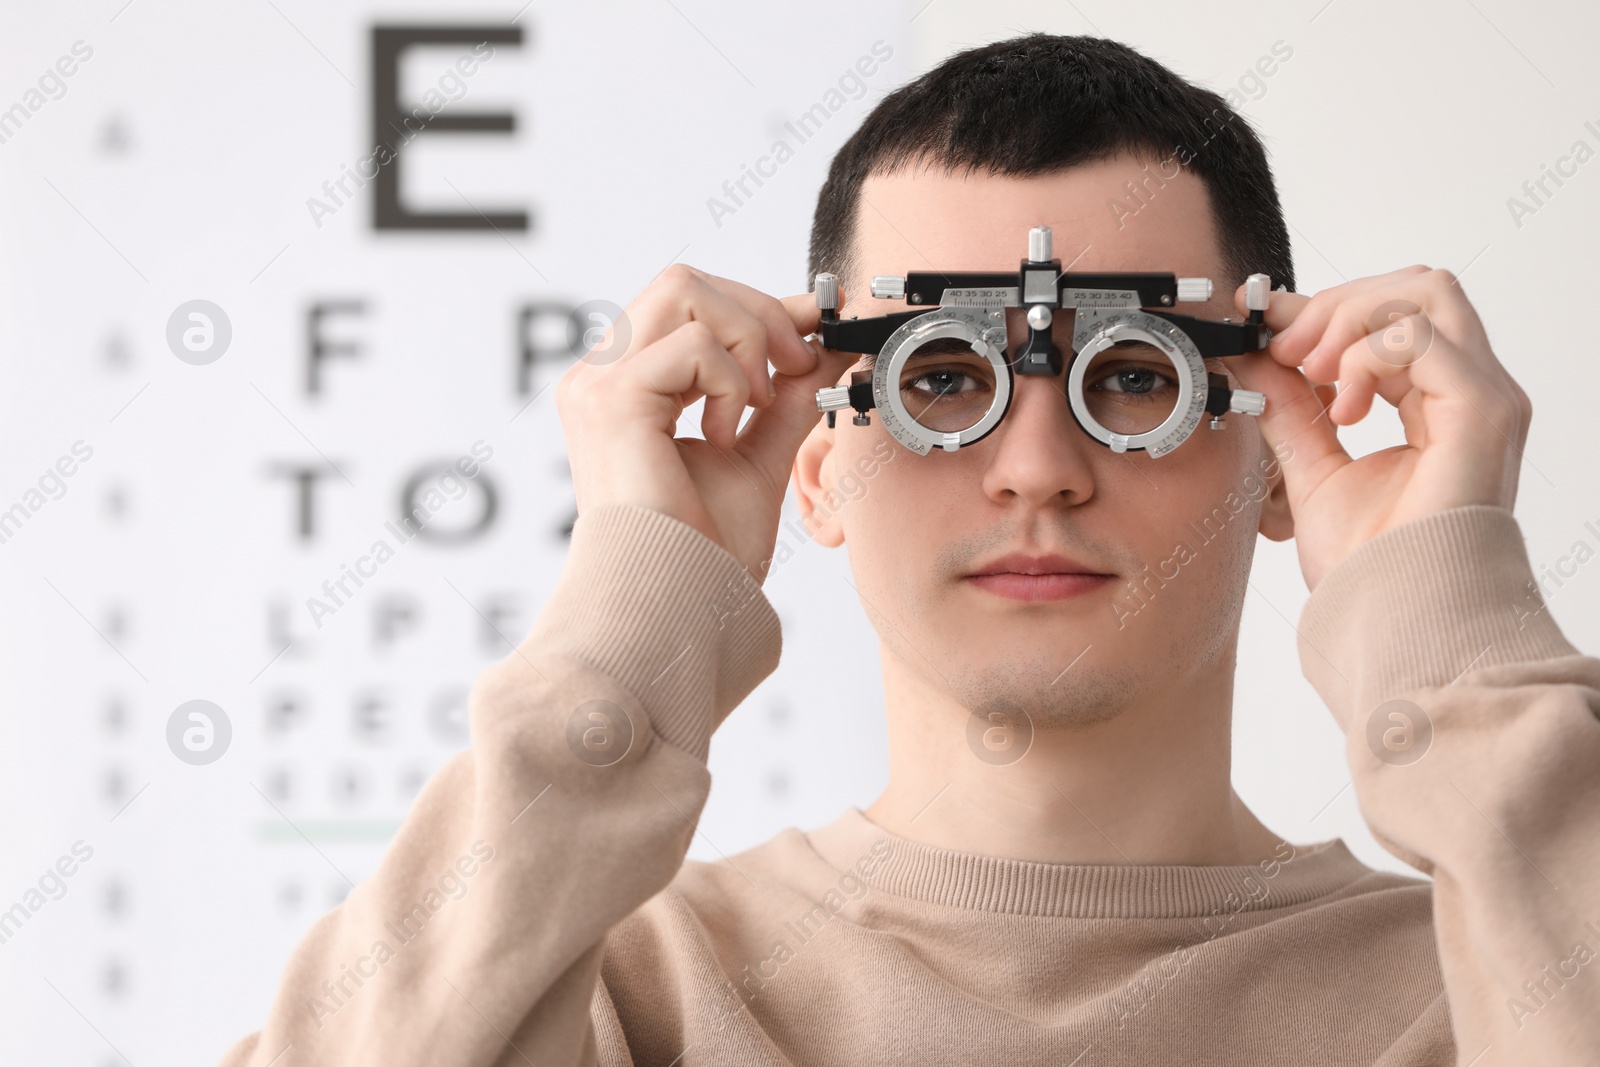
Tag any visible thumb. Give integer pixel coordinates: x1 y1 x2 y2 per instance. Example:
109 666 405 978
1229 351 1349 512
1229 280 1351 507
778 289 826 340
737 339 861 488
737 286 856 483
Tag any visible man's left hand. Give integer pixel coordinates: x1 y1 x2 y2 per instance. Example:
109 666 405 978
1229 265 1532 591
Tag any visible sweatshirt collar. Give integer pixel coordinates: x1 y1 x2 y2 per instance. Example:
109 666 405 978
803 806 1375 920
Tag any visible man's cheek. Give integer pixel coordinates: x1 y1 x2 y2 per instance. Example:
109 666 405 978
1156 552 1183 581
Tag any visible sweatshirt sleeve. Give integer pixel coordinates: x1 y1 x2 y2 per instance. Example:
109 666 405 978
217 502 782 1067
1295 504 1600 1065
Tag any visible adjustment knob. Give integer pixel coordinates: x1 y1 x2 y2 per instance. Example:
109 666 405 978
814 273 840 311
1230 389 1266 416
815 385 852 413
1244 273 1272 313
1176 277 1213 303
1029 225 1053 263
870 275 906 300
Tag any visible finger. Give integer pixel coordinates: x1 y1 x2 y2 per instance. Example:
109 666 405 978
1318 326 1526 507
616 318 751 450
1227 351 1352 509
778 281 847 353
1267 265 1432 368
631 265 779 410
1248 267 1517 450
689 271 834 378
1322 312 1434 425
1323 325 1519 453
1303 269 1495 416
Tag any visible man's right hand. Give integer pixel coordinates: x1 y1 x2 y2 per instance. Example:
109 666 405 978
556 264 856 582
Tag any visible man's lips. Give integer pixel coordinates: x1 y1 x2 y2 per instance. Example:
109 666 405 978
962 554 1116 603
966 552 1109 578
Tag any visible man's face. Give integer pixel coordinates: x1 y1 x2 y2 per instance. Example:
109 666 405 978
795 154 1290 729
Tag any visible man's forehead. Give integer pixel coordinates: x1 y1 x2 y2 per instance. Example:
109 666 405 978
854 158 1220 281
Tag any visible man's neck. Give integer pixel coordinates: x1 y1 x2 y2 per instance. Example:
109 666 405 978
863 641 1287 867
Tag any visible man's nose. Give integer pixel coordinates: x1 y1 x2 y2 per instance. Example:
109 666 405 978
978 365 1098 509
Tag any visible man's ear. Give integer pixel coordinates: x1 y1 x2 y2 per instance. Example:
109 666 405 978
1256 432 1295 543
791 417 846 548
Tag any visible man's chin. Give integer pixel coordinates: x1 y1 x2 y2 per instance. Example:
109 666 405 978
942 657 1141 736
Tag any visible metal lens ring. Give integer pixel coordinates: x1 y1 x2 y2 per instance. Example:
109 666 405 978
873 307 1011 455
1067 310 1208 457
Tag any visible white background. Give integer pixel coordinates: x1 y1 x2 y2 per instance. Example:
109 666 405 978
0 0 1595 1062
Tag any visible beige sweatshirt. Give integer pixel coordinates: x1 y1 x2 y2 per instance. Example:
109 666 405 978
219 503 1600 1066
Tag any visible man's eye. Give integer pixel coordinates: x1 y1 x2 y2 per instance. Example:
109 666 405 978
1097 366 1167 394
905 369 983 396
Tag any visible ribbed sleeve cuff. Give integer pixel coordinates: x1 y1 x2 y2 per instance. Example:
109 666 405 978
518 503 783 762
1296 504 1578 730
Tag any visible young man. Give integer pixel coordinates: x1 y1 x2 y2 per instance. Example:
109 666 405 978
221 34 1598 1066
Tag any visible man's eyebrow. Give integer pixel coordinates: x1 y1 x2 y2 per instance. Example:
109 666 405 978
909 338 985 355
857 337 981 367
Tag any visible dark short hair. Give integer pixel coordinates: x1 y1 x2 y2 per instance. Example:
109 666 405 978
807 33 1294 298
